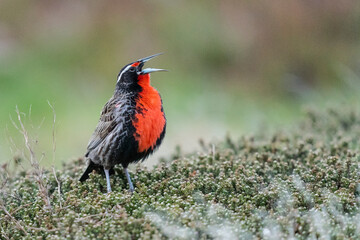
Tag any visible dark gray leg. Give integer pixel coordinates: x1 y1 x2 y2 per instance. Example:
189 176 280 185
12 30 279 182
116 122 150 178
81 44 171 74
124 168 134 192
104 168 112 193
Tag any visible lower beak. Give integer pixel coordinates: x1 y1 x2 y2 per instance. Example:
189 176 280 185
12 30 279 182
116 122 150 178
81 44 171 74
140 68 167 74
135 53 167 75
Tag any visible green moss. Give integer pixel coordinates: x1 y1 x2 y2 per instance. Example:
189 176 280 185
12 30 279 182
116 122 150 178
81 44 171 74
1 108 360 239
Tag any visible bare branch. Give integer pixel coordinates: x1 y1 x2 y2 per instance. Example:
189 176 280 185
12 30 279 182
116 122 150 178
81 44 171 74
1 205 28 236
47 100 57 163
14 106 35 164
52 167 62 208
27 227 59 232
0 225 10 240
12 106 52 209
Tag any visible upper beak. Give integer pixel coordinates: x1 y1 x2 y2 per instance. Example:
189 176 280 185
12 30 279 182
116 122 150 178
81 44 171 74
136 53 167 75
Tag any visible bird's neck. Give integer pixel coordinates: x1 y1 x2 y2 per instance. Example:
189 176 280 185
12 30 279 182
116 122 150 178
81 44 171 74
114 74 161 101
136 74 161 107
114 74 157 98
137 74 159 97
137 74 151 90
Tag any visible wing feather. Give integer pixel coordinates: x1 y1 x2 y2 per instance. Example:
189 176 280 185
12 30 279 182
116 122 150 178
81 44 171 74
86 96 125 155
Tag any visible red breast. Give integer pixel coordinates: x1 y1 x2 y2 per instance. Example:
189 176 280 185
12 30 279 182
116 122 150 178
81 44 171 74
132 74 166 153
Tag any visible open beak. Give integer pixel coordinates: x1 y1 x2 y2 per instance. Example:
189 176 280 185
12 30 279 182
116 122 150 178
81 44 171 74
136 53 167 75
140 68 168 74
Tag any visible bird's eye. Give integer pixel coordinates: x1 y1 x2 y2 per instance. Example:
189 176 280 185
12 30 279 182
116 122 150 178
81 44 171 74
129 67 135 72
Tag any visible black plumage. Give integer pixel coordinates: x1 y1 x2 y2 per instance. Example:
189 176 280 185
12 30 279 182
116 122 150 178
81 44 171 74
79 53 167 193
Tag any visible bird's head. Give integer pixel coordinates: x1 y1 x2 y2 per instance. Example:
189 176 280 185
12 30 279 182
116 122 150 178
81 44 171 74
116 53 166 91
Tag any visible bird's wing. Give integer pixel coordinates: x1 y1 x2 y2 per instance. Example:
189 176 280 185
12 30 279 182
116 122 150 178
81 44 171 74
86 95 128 154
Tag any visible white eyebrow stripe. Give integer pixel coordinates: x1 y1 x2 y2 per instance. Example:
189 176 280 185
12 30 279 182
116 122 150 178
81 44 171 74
117 65 132 82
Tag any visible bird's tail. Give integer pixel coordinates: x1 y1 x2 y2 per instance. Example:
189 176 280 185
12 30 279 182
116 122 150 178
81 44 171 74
79 161 102 182
79 161 115 182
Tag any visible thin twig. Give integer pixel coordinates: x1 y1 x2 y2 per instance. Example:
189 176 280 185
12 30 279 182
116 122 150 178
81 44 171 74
9 114 20 132
28 104 32 119
1 205 28 236
13 106 51 209
0 225 10 240
212 144 216 159
8 203 32 216
48 101 62 208
38 152 45 164
47 101 57 163
14 106 35 164
52 167 62 208
27 227 59 232
0 177 8 191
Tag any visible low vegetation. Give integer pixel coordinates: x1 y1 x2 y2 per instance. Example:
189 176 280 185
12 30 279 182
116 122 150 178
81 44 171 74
1 108 360 239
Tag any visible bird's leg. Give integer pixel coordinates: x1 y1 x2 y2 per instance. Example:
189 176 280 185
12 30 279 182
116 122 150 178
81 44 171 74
124 168 134 193
104 168 112 193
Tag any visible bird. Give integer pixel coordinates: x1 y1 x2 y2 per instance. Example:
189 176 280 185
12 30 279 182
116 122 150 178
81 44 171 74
79 53 167 193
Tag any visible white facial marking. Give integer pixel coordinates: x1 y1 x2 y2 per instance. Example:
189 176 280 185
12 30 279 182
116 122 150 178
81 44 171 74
117 65 132 82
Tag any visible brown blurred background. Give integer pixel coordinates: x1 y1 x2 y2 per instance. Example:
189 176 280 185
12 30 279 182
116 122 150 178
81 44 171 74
1 0 360 167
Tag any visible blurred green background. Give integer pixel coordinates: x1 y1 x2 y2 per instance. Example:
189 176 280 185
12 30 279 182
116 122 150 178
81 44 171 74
1 0 360 167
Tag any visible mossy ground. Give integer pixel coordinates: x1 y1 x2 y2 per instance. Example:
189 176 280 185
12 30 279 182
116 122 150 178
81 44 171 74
1 108 360 239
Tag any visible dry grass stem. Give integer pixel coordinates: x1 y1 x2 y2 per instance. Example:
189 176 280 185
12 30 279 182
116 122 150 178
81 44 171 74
47 100 57 163
14 106 35 164
0 226 10 240
9 106 52 209
1 206 28 236
52 166 62 208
